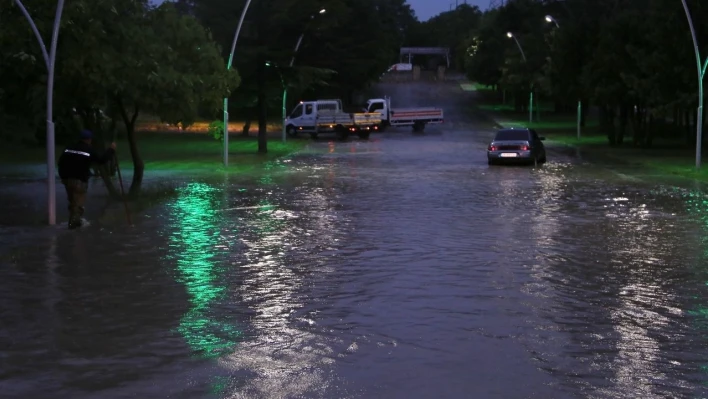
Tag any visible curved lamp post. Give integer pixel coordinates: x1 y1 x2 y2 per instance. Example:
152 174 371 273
507 32 533 125
681 0 707 169
544 14 581 139
223 0 254 167
265 61 287 143
545 15 560 28
280 8 326 142
14 0 65 225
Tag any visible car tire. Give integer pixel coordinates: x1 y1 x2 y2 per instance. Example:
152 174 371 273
539 155 547 164
488 159 496 165
286 125 298 137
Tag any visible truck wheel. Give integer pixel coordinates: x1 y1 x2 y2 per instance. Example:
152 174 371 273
358 132 370 140
378 123 388 132
412 121 425 132
286 125 298 137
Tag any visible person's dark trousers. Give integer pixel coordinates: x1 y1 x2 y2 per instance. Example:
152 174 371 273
62 178 88 229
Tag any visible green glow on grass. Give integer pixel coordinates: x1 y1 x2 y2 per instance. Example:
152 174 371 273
460 83 477 91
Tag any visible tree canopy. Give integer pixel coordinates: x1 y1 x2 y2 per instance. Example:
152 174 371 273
1 0 416 192
446 0 708 147
1 0 239 195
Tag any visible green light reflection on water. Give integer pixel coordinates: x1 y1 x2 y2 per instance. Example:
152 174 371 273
167 182 242 358
679 188 708 383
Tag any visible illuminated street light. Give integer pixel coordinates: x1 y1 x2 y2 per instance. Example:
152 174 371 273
544 14 579 138
507 32 533 125
506 32 526 61
545 14 560 28
681 0 707 169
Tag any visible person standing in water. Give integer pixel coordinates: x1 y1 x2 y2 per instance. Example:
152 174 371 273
57 129 117 229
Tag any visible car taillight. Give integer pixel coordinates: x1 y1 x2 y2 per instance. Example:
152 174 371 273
521 145 529 151
488 145 497 151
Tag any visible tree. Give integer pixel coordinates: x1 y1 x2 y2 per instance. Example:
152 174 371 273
0 0 62 144
56 0 239 196
415 4 483 70
189 0 410 153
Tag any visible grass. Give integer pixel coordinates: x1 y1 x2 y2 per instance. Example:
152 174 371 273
470 84 708 183
0 131 308 174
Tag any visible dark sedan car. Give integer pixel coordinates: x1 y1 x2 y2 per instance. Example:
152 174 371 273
487 127 547 165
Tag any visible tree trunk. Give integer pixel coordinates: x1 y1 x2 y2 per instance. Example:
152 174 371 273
241 118 252 136
685 108 693 146
646 113 655 148
257 57 268 154
76 107 122 199
618 104 628 145
116 98 143 197
580 99 588 127
631 106 640 147
601 105 616 145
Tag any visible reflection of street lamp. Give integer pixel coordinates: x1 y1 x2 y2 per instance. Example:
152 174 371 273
681 0 707 169
507 32 533 125
280 8 326 142
222 0 254 167
545 14 560 28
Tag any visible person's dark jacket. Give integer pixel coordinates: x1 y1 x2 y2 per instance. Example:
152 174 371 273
58 141 115 183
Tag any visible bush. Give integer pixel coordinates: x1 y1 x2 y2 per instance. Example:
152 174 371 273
208 120 224 141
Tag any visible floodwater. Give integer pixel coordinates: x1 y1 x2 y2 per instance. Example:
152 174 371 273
1 82 708 399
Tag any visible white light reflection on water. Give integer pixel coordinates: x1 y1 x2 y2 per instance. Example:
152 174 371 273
219 161 342 399
599 195 686 398
523 166 566 303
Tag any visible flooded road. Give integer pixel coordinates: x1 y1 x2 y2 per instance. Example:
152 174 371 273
2 82 708 398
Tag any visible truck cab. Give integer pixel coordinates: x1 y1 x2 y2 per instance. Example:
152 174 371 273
365 98 387 116
285 99 342 136
365 97 444 132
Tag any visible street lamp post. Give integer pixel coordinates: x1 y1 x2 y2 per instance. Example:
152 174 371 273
14 0 65 225
545 14 560 28
281 8 326 142
545 14 581 139
223 0 254 167
507 32 533 125
681 0 707 169
266 61 288 143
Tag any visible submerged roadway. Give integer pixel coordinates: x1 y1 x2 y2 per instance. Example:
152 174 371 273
1 80 707 399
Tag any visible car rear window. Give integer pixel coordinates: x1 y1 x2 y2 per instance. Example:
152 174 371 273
495 130 529 141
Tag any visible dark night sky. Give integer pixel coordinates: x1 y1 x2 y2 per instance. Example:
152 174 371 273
408 0 489 21
155 0 491 22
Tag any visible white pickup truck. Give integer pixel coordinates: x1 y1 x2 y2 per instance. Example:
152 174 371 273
285 99 382 140
365 96 444 132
